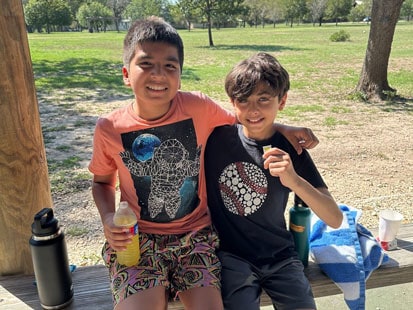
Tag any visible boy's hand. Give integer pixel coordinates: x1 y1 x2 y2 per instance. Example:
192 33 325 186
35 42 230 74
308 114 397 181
276 124 319 154
102 213 133 251
263 147 299 188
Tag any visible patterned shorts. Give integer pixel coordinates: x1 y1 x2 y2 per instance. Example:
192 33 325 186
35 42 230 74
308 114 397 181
102 226 221 306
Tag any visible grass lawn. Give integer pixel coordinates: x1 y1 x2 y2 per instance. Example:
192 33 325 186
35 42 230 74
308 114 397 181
28 22 413 111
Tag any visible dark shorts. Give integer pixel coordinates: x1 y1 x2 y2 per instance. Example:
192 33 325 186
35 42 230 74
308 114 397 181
102 226 221 307
218 251 316 310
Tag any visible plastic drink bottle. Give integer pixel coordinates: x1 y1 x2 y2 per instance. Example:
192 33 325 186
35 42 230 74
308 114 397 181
113 201 140 266
289 195 311 267
29 208 74 309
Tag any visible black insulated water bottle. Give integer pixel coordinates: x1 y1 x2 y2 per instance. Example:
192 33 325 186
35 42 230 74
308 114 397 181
29 208 74 309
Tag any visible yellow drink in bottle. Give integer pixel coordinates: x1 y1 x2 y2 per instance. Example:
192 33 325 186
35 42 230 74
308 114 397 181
113 201 140 266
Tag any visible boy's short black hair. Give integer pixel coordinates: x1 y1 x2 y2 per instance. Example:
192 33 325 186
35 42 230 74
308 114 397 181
123 16 184 71
225 52 290 102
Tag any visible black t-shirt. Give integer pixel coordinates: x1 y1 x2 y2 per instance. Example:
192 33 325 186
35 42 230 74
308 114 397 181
205 124 326 265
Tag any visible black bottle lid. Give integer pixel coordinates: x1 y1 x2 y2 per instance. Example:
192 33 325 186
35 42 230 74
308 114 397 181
31 208 59 237
294 194 309 208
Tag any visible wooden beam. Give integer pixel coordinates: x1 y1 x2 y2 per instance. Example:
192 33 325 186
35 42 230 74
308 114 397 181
0 0 52 275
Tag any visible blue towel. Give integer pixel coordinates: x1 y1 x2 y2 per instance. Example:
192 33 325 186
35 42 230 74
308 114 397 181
309 204 388 310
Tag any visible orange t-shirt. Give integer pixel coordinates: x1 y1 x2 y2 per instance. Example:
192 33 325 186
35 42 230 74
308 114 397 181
89 91 235 234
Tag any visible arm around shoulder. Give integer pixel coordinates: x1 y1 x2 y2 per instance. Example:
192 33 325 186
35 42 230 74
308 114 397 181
275 123 319 155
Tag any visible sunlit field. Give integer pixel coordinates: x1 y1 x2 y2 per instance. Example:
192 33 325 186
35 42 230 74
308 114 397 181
28 21 413 108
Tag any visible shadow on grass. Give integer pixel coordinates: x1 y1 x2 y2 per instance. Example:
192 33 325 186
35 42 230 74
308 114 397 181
32 58 129 101
33 58 206 99
373 97 413 113
196 44 305 53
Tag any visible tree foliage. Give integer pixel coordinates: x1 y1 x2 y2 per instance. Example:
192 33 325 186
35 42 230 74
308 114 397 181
125 0 166 22
25 0 72 33
183 0 245 46
77 1 113 32
106 0 130 32
175 0 203 30
21 0 410 104
401 0 413 21
326 0 353 25
309 0 328 26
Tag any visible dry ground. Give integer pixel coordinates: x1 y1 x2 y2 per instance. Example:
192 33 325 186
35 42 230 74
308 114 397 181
39 91 413 267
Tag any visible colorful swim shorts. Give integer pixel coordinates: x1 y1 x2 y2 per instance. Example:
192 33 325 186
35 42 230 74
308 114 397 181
102 226 221 306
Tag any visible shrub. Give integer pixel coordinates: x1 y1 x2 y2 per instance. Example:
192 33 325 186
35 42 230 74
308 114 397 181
329 30 350 42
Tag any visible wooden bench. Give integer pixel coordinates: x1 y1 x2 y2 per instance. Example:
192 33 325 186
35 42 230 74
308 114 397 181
1 223 412 309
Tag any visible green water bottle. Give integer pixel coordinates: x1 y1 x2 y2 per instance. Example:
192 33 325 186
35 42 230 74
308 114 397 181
289 194 311 267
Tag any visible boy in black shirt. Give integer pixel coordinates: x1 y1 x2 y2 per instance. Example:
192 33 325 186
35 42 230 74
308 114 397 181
205 53 343 309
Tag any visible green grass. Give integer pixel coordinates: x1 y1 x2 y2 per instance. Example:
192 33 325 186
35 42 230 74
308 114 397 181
27 23 412 196
182 23 412 104
28 22 413 106
66 226 89 237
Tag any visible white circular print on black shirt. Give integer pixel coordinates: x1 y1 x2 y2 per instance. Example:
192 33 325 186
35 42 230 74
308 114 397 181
219 162 268 216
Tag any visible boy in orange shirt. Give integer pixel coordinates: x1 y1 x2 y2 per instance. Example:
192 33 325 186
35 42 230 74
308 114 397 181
89 17 318 310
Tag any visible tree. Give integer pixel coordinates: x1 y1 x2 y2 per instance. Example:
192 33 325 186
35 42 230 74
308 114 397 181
401 0 413 21
50 0 73 31
125 0 166 22
355 0 404 101
296 0 308 24
77 1 113 32
245 0 264 28
349 0 372 22
264 0 283 28
24 0 72 33
281 0 307 27
175 0 202 30
326 0 353 25
190 0 244 46
309 0 328 26
24 0 45 32
106 0 130 32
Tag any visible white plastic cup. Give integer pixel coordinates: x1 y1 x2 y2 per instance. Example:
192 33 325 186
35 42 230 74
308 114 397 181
378 210 403 242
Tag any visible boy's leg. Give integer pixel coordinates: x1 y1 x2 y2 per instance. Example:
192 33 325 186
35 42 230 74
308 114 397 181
179 286 223 310
114 286 167 310
172 226 223 310
261 258 316 310
101 233 171 309
217 251 262 310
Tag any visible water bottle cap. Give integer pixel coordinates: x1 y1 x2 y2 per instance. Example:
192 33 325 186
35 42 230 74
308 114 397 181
31 208 60 236
294 194 309 208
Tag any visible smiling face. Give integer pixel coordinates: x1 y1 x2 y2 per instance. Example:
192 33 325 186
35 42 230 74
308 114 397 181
225 53 290 141
232 83 287 141
122 41 181 121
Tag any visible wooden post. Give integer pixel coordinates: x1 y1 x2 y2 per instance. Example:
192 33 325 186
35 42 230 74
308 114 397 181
0 0 52 275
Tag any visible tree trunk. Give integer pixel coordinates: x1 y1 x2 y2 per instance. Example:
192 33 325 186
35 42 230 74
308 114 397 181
355 0 404 101
0 0 52 275
207 16 214 46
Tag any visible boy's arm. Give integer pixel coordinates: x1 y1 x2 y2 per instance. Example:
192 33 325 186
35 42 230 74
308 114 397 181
275 123 319 154
92 173 132 251
263 148 342 228
292 183 343 229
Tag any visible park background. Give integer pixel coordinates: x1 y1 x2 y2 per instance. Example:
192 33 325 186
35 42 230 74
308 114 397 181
1 1 412 308
22 0 412 266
